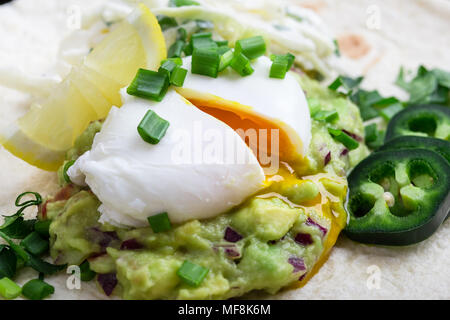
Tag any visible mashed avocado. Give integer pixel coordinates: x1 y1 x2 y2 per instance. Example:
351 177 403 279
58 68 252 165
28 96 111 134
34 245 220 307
45 77 368 299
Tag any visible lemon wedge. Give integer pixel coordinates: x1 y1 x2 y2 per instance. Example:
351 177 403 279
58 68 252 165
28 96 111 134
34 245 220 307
0 4 166 171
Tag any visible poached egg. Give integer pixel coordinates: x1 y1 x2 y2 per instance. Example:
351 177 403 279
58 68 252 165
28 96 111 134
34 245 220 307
69 56 311 227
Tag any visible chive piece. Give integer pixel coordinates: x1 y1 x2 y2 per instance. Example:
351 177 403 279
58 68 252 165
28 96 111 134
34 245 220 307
191 47 220 78
177 260 209 287
177 27 187 42
0 277 21 300
34 220 51 238
22 279 54 300
137 110 170 145
270 53 295 70
159 59 180 76
328 128 360 150
21 231 49 256
156 15 178 31
148 212 172 233
235 36 266 60
312 110 339 123
364 123 378 143
217 46 231 56
218 49 233 72
127 69 170 102
170 67 188 87
191 33 217 50
230 52 254 76
168 40 185 58
215 40 228 47
379 103 403 121
169 0 200 7
80 260 96 282
328 76 363 94
270 59 289 79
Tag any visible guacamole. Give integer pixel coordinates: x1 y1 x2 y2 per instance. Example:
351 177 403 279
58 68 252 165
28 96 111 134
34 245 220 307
45 77 368 299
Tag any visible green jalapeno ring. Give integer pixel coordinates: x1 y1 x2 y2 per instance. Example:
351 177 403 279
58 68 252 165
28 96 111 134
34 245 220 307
385 104 450 142
345 149 450 246
377 135 450 164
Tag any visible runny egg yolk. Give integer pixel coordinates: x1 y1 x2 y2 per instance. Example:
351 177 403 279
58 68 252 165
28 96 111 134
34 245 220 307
178 91 309 176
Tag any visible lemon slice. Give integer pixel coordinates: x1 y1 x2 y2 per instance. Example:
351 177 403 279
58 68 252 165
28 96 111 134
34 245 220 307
0 4 166 171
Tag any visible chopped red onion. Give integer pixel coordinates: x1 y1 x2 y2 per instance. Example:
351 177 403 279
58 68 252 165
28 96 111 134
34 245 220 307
299 273 307 281
306 218 328 236
120 239 143 250
97 273 117 296
294 233 313 246
324 151 331 166
342 129 363 142
224 227 243 243
340 148 349 157
213 243 241 260
86 228 119 249
288 256 306 273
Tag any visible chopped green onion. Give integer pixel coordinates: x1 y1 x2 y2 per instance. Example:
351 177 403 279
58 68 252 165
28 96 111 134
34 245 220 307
177 27 187 42
170 67 188 87
219 49 233 72
34 220 51 238
168 40 185 58
162 57 183 66
191 32 217 50
217 46 231 55
235 36 266 60
230 52 254 76
156 15 178 31
367 130 385 150
159 59 180 76
177 260 209 287
148 212 172 233
22 279 54 300
79 260 96 282
379 102 403 121
364 123 378 143
137 110 170 145
21 231 49 256
63 160 75 184
0 277 21 300
169 0 200 7
270 59 289 79
127 69 170 102
215 40 228 47
328 128 360 150
191 47 220 78
312 110 339 123
270 53 295 70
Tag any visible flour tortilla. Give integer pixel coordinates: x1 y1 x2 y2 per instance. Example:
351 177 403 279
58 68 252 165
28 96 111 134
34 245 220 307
0 0 449 300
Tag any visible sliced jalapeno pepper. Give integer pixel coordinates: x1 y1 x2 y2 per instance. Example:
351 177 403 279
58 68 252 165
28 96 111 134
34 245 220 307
385 104 450 142
345 149 450 246
377 136 450 164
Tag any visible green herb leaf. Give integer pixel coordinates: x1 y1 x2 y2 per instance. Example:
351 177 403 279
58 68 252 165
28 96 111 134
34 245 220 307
431 68 450 88
328 76 363 95
0 217 36 239
0 247 17 279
